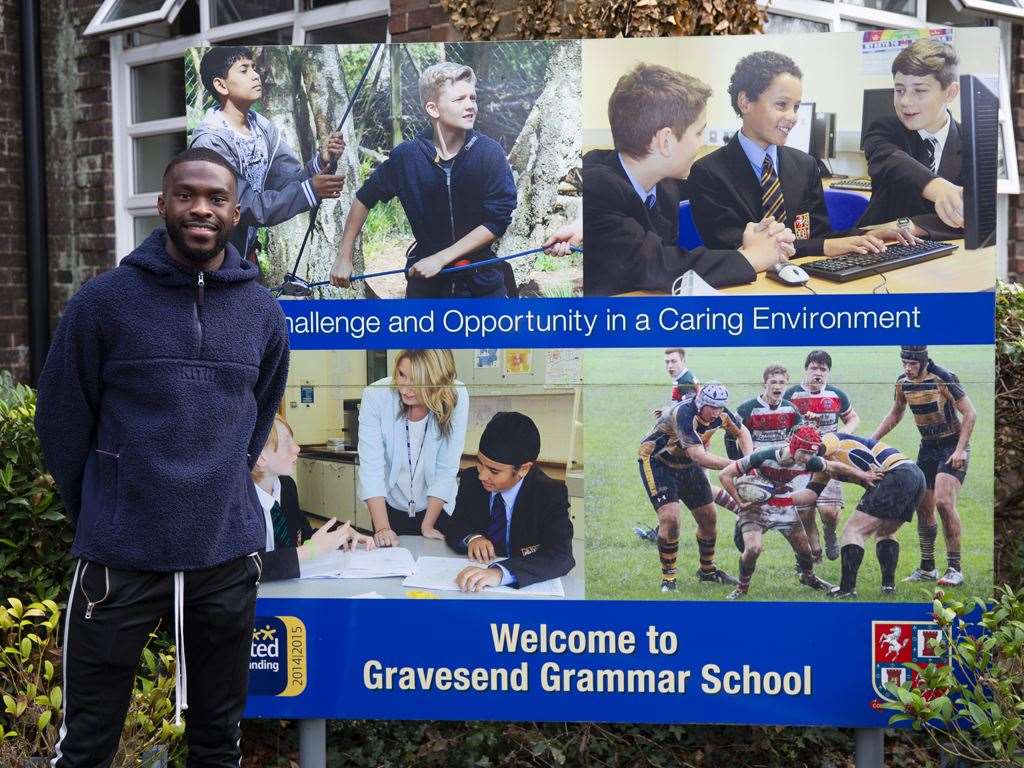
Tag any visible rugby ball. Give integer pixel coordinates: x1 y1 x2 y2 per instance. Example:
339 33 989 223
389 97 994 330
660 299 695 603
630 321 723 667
734 476 774 504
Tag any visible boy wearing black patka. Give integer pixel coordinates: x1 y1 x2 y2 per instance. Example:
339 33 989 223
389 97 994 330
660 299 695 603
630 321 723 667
689 52 913 259
445 412 575 591
857 39 965 239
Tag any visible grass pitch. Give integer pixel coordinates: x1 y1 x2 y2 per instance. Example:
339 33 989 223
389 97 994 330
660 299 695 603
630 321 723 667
582 345 994 603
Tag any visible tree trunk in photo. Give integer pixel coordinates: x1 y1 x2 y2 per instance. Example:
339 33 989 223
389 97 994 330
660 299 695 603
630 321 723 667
265 45 366 299
498 41 582 291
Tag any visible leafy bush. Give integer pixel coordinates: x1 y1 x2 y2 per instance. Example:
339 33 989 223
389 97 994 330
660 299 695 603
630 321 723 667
0 596 185 767
0 373 74 602
883 586 1024 767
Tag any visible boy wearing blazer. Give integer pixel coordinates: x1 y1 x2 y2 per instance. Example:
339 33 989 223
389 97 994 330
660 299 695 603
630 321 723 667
690 52 912 259
583 63 796 295
446 412 575 591
857 39 964 240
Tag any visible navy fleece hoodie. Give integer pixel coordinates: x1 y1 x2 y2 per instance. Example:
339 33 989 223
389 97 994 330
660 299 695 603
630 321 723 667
355 128 516 265
35 230 289 571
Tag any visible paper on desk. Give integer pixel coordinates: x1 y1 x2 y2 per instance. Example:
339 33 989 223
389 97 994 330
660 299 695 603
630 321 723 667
402 556 565 597
350 591 385 599
671 270 721 296
301 547 416 579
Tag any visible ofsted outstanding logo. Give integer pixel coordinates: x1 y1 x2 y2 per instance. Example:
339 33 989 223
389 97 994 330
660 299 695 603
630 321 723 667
249 616 307 696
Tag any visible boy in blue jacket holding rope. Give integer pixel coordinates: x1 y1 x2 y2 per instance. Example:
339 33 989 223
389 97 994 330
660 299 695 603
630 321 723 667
330 61 518 298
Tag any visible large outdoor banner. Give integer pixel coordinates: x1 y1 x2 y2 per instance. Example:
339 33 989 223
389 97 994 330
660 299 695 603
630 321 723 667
184 28 998 727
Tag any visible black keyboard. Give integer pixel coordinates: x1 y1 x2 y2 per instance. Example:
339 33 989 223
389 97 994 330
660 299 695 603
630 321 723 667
802 241 959 282
829 177 872 191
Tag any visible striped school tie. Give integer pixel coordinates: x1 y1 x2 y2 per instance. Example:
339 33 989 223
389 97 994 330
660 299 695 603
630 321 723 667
269 501 290 549
760 154 786 224
486 493 508 557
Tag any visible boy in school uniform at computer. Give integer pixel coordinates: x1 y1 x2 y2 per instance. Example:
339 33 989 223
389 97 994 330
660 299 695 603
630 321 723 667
446 412 575 591
857 39 964 240
689 52 915 259
582 63 797 295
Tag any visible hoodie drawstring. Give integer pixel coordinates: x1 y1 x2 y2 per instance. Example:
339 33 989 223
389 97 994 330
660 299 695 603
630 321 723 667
173 571 188 726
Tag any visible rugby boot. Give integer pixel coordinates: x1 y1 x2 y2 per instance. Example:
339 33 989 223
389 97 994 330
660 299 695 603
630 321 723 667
726 586 748 600
903 567 938 582
827 586 857 599
937 567 964 587
633 525 658 543
881 585 897 595
660 579 677 593
799 572 833 591
697 567 739 586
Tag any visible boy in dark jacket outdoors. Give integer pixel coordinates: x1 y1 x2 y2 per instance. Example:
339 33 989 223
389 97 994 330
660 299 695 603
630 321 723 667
190 46 345 262
35 148 290 767
330 61 518 298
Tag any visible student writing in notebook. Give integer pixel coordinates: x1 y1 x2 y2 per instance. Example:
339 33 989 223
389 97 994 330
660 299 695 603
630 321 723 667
446 412 575 592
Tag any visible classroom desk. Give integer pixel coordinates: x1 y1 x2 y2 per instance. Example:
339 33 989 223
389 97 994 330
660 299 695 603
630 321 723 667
257 535 586 600
620 242 995 297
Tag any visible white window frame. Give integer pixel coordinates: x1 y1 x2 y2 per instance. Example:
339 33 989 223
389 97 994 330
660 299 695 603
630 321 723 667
950 0 1024 20
85 0 189 37
110 0 389 257
761 0 930 30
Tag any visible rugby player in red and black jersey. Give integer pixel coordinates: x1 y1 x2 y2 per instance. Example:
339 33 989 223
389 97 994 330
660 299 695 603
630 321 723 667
784 350 860 562
720 426 876 600
872 346 976 587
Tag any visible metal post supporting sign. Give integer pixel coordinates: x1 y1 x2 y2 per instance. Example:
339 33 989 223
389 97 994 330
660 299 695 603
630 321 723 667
298 719 327 768
855 728 885 768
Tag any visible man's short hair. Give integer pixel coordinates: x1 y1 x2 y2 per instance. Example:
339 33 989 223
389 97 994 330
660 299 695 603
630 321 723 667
763 364 789 382
664 348 686 359
608 64 712 159
804 350 832 370
419 62 476 107
892 39 959 90
163 148 238 191
727 51 802 116
199 46 255 98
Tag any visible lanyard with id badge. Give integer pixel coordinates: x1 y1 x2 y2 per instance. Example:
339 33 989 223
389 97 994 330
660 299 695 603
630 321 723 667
404 416 425 517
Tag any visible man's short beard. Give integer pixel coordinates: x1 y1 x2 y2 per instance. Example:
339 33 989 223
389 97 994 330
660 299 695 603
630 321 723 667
166 220 230 264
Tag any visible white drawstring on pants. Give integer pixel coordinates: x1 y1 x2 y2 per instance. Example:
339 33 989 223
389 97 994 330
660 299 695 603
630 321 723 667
173 571 188 726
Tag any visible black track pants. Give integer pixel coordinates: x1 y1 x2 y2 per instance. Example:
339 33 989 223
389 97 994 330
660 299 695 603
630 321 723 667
51 554 261 768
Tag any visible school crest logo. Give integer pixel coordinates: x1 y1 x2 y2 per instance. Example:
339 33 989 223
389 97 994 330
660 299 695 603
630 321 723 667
794 212 811 240
870 621 947 706
249 616 307 697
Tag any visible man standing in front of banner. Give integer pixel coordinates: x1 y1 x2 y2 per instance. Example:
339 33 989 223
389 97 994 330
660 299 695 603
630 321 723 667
35 148 290 767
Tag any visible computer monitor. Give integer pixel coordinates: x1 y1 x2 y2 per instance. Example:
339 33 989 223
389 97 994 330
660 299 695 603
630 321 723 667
811 111 836 160
785 102 815 154
960 73 998 250
860 88 895 149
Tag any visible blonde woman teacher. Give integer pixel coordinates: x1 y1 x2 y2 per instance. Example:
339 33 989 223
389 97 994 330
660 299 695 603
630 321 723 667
358 349 469 547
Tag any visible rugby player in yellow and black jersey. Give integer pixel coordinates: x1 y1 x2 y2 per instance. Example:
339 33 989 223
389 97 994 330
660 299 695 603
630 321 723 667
872 346 976 588
638 383 752 593
800 432 926 598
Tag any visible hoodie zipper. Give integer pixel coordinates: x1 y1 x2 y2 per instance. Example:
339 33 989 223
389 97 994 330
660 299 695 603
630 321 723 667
193 271 205 358
443 163 456 243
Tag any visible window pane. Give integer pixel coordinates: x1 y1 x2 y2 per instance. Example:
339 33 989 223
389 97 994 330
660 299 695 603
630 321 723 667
132 60 185 123
134 214 165 246
210 0 292 26
839 20 883 30
304 17 389 44
764 13 830 34
133 132 187 194
104 0 165 23
844 0 918 13
217 27 293 46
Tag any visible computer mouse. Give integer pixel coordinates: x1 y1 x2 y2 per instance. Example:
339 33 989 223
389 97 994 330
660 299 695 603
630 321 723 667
766 263 810 286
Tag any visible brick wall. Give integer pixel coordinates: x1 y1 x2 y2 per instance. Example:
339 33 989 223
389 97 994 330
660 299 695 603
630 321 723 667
0 0 112 384
41 1 114 342
1010 24 1024 279
0 0 28 382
